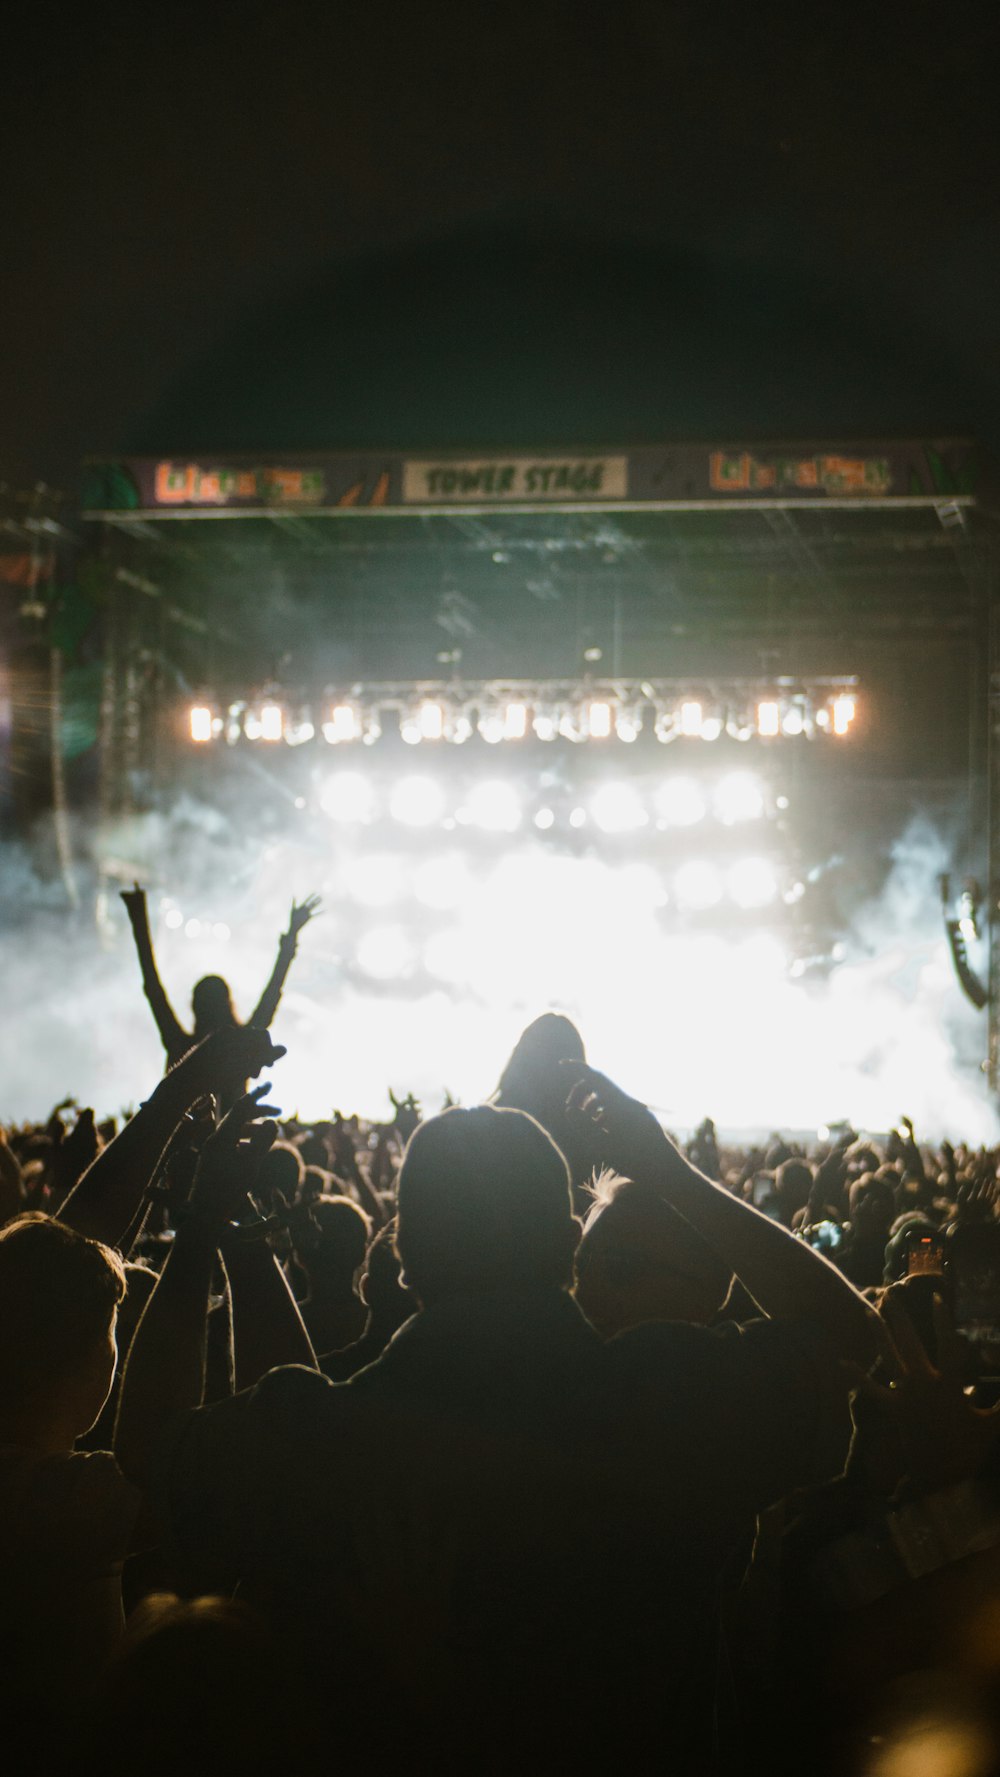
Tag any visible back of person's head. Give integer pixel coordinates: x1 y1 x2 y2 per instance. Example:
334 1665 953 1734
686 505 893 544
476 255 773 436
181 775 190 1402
93 1594 303 1777
258 1139 305 1202
396 1104 577 1304
0 1214 125 1424
774 1158 812 1221
850 1172 895 1231
299 1195 371 1280
190 973 236 1031
575 1172 731 1337
494 1013 586 1108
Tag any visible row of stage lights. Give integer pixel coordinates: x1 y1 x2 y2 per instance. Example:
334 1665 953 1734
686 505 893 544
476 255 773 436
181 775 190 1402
186 682 858 748
315 768 773 832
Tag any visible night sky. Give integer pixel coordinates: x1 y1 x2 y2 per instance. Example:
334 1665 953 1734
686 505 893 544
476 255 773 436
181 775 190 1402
3 1 999 488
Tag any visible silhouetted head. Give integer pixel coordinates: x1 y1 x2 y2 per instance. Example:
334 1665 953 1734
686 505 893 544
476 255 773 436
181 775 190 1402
396 1104 578 1306
191 974 237 1033
0 1214 126 1438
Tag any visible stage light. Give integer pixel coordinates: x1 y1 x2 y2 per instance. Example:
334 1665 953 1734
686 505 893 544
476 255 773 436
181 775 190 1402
184 918 202 938
357 924 412 981
832 693 856 736
568 807 587 828
728 857 778 909
323 703 360 744
679 700 702 738
259 703 283 742
615 706 642 742
284 709 314 746
534 807 555 830
653 708 677 743
320 771 375 823
533 708 559 741
675 860 723 910
189 705 213 743
714 772 765 824
344 853 404 908
164 908 183 930
590 782 648 834
413 854 470 911
466 780 522 832
504 701 528 739
587 700 613 739
781 701 807 737
389 775 447 827
478 709 505 744
559 708 585 742
419 700 444 740
654 776 706 827
756 700 780 738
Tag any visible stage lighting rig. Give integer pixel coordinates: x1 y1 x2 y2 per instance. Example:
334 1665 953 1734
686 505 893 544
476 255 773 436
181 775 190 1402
186 676 859 750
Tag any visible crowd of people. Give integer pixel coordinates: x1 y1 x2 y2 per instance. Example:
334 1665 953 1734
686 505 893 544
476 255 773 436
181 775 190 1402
4 887 1000 1774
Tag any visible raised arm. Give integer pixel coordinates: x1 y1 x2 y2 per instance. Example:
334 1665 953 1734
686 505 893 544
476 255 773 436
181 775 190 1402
120 883 189 1062
563 1063 887 1371
248 895 320 1031
114 1087 281 1489
59 1029 286 1248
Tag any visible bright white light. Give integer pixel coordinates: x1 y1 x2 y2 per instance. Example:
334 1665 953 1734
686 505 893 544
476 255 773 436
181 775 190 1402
588 700 613 739
533 711 559 741
675 860 724 910
389 775 447 828
323 704 359 744
400 718 422 745
569 807 587 829
728 857 778 909
714 772 765 824
164 908 183 930
615 708 642 742
423 928 469 984
189 705 213 743
700 714 724 742
534 807 555 830
285 718 314 746
559 710 584 742
654 777 707 826
184 917 202 938
781 705 806 737
757 700 780 738
504 702 527 740
466 781 521 832
680 700 703 738
357 924 412 980
832 694 856 736
320 771 375 823
413 854 470 911
212 922 231 941
478 712 505 745
260 704 283 742
419 700 444 741
344 854 404 908
590 782 648 834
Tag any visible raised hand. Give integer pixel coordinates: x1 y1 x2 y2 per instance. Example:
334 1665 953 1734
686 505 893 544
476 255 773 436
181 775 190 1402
177 1026 287 1098
848 1284 1000 1493
561 1061 672 1185
120 881 148 919
188 1085 282 1228
285 894 322 941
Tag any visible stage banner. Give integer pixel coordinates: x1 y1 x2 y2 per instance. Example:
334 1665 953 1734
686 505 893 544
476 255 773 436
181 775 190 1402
81 440 981 516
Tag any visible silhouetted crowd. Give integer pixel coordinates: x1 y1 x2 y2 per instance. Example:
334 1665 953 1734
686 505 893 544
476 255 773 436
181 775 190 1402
3 891 1000 1776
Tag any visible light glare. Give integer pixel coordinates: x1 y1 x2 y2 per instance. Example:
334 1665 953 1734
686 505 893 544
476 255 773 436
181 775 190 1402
590 782 648 834
189 705 213 743
757 700 780 738
675 861 723 910
320 771 374 824
466 781 521 832
389 776 447 828
588 700 613 739
714 772 765 824
729 857 778 909
655 777 707 827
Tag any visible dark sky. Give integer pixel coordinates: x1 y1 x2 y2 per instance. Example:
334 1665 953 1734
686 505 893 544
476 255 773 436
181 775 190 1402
3 0 998 487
